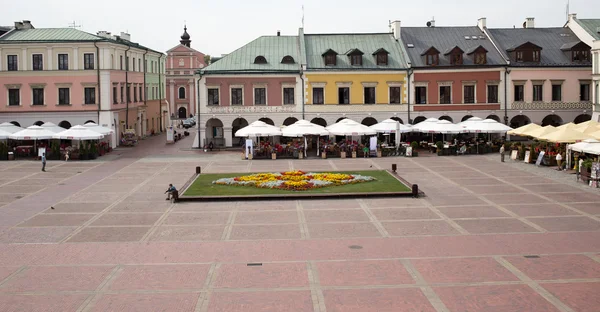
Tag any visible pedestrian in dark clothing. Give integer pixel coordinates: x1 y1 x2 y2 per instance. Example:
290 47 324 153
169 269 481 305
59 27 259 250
41 153 46 172
165 184 177 200
208 141 214 151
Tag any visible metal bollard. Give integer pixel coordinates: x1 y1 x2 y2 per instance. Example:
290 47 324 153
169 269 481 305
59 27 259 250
196 166 201 174
412 184 419 198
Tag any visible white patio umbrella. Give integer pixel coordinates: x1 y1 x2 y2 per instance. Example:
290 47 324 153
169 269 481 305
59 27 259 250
463 119 513 134
370 119 413 133
412 120 463 134
9 125 57 153
0 122 23 134
325 119 376 136
235 120 282 137
569 139 600 154
0 128 11 140
82 122 115 135
282 120 329 157
53 125 105 140
41 122 67 133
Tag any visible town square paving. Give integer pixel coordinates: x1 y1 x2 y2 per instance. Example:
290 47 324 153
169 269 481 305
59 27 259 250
0 135 599 311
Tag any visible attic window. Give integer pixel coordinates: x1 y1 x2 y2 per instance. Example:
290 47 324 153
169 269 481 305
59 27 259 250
281 55 295 64
347 49 364 66
511 42 542 63
467 46 488 65
572 49 590 62
407 44 414 48
422 47 440 66
254 56 267 64
445 47 464 65
322 49 338 66
373 48 390 65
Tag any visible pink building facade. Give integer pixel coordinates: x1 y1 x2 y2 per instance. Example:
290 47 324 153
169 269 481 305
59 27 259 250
165 27 206 121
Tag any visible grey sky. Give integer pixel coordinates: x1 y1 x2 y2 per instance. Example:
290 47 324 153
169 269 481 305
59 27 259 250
1 0 597 57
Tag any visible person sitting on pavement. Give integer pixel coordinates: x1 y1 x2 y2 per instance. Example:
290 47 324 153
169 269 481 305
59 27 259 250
165 184 177 200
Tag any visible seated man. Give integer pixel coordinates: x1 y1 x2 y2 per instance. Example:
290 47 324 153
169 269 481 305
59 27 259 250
165 184 177 200
457 144 467 155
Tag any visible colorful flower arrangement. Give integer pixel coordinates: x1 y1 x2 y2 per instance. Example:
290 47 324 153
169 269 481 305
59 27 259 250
213 170 376 191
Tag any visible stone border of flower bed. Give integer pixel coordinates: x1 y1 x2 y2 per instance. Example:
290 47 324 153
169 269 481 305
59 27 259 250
177 168 421 202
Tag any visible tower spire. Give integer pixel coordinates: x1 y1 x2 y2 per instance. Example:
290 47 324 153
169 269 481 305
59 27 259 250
180 23 191 47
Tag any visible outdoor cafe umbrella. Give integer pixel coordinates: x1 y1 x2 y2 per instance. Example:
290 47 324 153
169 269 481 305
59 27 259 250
235 120 282 137
325 119 376 136
507 123 541 136
41 122 67 133
569 139 600 155
82 122 114 135
53 125 105 140
412 119 463 134
537 126 595 143
463 119 512 134
370 119 413 133
457 116 483 128
0 128 11 140
0 122 23 134
574 120 599 131
523 125 556 139
9 125 57 153
282 120 329 157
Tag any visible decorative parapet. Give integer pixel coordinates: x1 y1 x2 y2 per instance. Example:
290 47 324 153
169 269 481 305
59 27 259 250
510 101 593 110
206 105 297 114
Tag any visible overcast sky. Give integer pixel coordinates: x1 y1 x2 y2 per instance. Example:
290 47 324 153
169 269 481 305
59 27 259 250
1 0 597 57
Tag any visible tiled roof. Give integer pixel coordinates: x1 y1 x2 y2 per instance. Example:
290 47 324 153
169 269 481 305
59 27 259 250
304 33 408 70
201 36 301 74
487 27 591 67
576 19 600 40
0 28 101 42
401 26 506 67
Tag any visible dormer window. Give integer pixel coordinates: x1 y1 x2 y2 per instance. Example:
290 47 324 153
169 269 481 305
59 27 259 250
281 55 295 64
347 49 364 66
467 45 488 65
322 49 338 66
509 42 542 63
372 48 389 66
254 56 267 64
444 46 464 65
422 47 440 66
573 50 590 62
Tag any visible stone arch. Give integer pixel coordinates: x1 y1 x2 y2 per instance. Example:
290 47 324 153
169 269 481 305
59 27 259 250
205 118 224 147
574 114 591 124
461 115 474 122
33 121 44 126
311 117 327 127
232 118 249 146
259 117 274 126
10 121 20 127
58 121 72 129
336 117 348 123
85 120 96 124
361 117 378 126
283 117 298 126
413 116 427 124
510 115 531 129
541 114 563 127
486 115 501 122
178 107 187 119
439 115 453 122
391 117 404 124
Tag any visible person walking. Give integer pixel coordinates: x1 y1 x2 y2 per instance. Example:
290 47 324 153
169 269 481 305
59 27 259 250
499 144 505 162
556 152 563 171
41 152 47 172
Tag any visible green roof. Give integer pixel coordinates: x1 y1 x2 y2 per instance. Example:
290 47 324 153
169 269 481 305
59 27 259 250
201 36 300 74
0 28 102 42
304 33 409 70
576 19 600 40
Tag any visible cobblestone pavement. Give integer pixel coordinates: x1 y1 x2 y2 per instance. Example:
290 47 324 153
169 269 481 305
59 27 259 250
0 135 599 311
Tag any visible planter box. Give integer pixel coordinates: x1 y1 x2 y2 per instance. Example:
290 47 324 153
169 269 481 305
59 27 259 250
352 151 357 158
377 150 382 158
271 153 276 160
321 152 327 159
298 153 304 159
341 152 347 159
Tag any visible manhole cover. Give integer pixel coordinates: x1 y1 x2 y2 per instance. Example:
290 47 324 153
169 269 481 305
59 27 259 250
15 196 23 199
348 245 363 250
524 255 540 259
247 263 263 267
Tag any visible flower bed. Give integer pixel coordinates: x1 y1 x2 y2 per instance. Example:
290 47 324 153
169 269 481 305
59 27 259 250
213 170 376 191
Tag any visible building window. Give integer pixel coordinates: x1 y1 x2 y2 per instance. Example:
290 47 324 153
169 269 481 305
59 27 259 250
85 87 96 104
133 85 137 102
281 55 295 64
439 86 451 104
313 87 324 104
376 53 388 66
139 86 143 101
415 86 427 104
231 88 243 105
84 53 94 69
426 54 439 66
7 55 18 71
487 85 498 103
364 87 376 104
351 55 362 66
138 59 141 72
113 86 118 104
208 88 219 105
120 85 124 103
325 54 336 66
463 85 475 103
120 55 123 70
126 85 131 103
533 50 540 62
58 88 70 105
178 86 186 99
254 87 266 105
133 58 137 71
516 51 523 62
450 53 463 65
8 89 20 106
389 86 401 104
254 56 267 64
32 54 43 70
58 54 68 70
338 87 349 104
580 83 591 101
552 84 562 101
514 85 524 101
126 57 129 71
283 88 294 105
533 84 543 101
32 88 44 105
572 50 590 62
474 52 487 65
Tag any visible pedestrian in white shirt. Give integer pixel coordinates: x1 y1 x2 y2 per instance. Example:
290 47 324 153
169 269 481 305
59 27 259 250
555 152 562 171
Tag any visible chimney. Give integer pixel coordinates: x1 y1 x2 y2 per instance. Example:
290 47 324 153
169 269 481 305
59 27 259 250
390 20 401 40
477 17 487 30
525 17 535 28
14 21 33 30
96 31 112 39
120 32 131 41
568 13 577 22
277 30 281 36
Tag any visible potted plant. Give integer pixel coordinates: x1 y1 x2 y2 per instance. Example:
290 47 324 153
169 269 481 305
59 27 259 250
436 141 444 156
411 141 419 157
